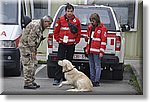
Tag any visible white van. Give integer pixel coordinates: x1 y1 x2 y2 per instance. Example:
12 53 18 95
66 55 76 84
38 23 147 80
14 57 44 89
47 4 130 80
0 0 32 76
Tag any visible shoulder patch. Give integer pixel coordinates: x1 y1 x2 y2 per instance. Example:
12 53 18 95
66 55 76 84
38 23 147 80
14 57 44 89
73 19 76 22
97 30 101 34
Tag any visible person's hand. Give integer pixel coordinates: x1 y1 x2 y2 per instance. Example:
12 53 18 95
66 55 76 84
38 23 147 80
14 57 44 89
99 53 103 58
31 52 36 60
84 36 88 42
41 36 46 41
58 40 61 43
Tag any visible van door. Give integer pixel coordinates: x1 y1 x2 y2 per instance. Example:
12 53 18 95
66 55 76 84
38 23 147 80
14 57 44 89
0 0 33 76
0 0 22 76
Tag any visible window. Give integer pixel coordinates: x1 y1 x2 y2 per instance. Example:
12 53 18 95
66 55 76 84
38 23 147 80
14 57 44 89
54 6 116 31
88 0 138 31
0 0 18 24
21 0 26 16
33 0 48 19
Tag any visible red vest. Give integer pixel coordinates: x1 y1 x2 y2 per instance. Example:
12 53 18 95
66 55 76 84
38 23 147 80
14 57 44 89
54 15 81 45
85 23 107 55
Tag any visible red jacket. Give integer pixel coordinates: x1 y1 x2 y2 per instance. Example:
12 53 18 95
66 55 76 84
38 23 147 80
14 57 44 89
85 23 107 55
54 14 81 45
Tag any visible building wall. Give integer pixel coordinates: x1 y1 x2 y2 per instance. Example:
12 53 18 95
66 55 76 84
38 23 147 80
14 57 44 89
124 1 142 59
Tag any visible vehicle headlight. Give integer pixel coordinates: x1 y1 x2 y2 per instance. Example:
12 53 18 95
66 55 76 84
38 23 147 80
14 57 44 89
0 40 16 48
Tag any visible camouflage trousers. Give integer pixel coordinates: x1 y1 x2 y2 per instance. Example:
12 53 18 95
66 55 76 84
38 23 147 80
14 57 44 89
19 47 37 86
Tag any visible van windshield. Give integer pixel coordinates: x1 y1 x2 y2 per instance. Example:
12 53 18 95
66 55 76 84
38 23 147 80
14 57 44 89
54 6 116 31
0 0 18 24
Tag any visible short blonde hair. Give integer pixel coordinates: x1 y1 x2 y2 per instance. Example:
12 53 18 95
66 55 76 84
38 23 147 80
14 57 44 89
42 15 53 22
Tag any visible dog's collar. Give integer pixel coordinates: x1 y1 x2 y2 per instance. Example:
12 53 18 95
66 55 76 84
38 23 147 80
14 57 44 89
64 68 74 73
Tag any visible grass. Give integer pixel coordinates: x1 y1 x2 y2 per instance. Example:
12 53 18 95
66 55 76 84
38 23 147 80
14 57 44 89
123 64 132 72
124 64 143 95
38 60 47 64
129 73 143 95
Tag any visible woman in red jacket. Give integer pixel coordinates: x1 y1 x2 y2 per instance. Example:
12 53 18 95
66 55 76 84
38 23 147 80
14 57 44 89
85 13 107 87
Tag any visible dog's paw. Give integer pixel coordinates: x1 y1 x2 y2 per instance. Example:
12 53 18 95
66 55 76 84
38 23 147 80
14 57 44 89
71 86 75 89
58 83 62 88
67 89 79 91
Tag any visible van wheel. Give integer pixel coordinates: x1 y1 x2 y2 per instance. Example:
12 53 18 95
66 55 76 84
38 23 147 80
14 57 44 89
13 69 21 76
13 61 22 76
4 62 21 77
110 63 124 80
47 60 57 78
20 62 23 76
112 69 123 80
101 69 113 80
47 66 56 78
111 63 123 70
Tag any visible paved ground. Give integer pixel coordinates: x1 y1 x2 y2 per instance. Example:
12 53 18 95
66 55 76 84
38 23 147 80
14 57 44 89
37 54 143 91
1 54 140 95
2 76 137 95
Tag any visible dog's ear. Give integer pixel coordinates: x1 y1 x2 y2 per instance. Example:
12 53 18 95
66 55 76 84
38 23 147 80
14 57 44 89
66 60 74 69
58 60 63 66
58 60 68 67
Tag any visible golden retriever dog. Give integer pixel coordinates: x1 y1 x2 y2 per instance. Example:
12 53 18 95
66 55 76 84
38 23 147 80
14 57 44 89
58 59 93 92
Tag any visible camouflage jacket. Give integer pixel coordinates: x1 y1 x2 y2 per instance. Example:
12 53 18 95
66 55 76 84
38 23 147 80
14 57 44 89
19 19 44 53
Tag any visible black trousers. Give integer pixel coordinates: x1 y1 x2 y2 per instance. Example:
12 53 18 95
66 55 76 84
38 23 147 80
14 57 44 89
54 43 75 81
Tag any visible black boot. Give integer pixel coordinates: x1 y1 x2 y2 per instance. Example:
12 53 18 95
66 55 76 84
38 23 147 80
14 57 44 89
53 80 60 86
94 82 100 87
33 82 40 88
92 82 100 87
24 85 37 89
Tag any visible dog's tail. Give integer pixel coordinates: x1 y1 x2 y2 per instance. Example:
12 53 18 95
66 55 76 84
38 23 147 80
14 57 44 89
67 88 92 92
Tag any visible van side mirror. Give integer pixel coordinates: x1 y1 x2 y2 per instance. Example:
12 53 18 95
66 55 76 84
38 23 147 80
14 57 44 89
22 16 31 28
121 24 130 32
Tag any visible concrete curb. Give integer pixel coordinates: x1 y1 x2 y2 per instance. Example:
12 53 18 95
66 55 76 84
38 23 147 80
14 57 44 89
130 64 143 91
124 60 143 92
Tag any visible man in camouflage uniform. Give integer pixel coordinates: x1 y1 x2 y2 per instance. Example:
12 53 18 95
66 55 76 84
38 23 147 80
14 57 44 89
19 15 53 89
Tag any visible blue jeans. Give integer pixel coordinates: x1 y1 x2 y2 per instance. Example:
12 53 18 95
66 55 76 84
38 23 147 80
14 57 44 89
88 53 101 82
